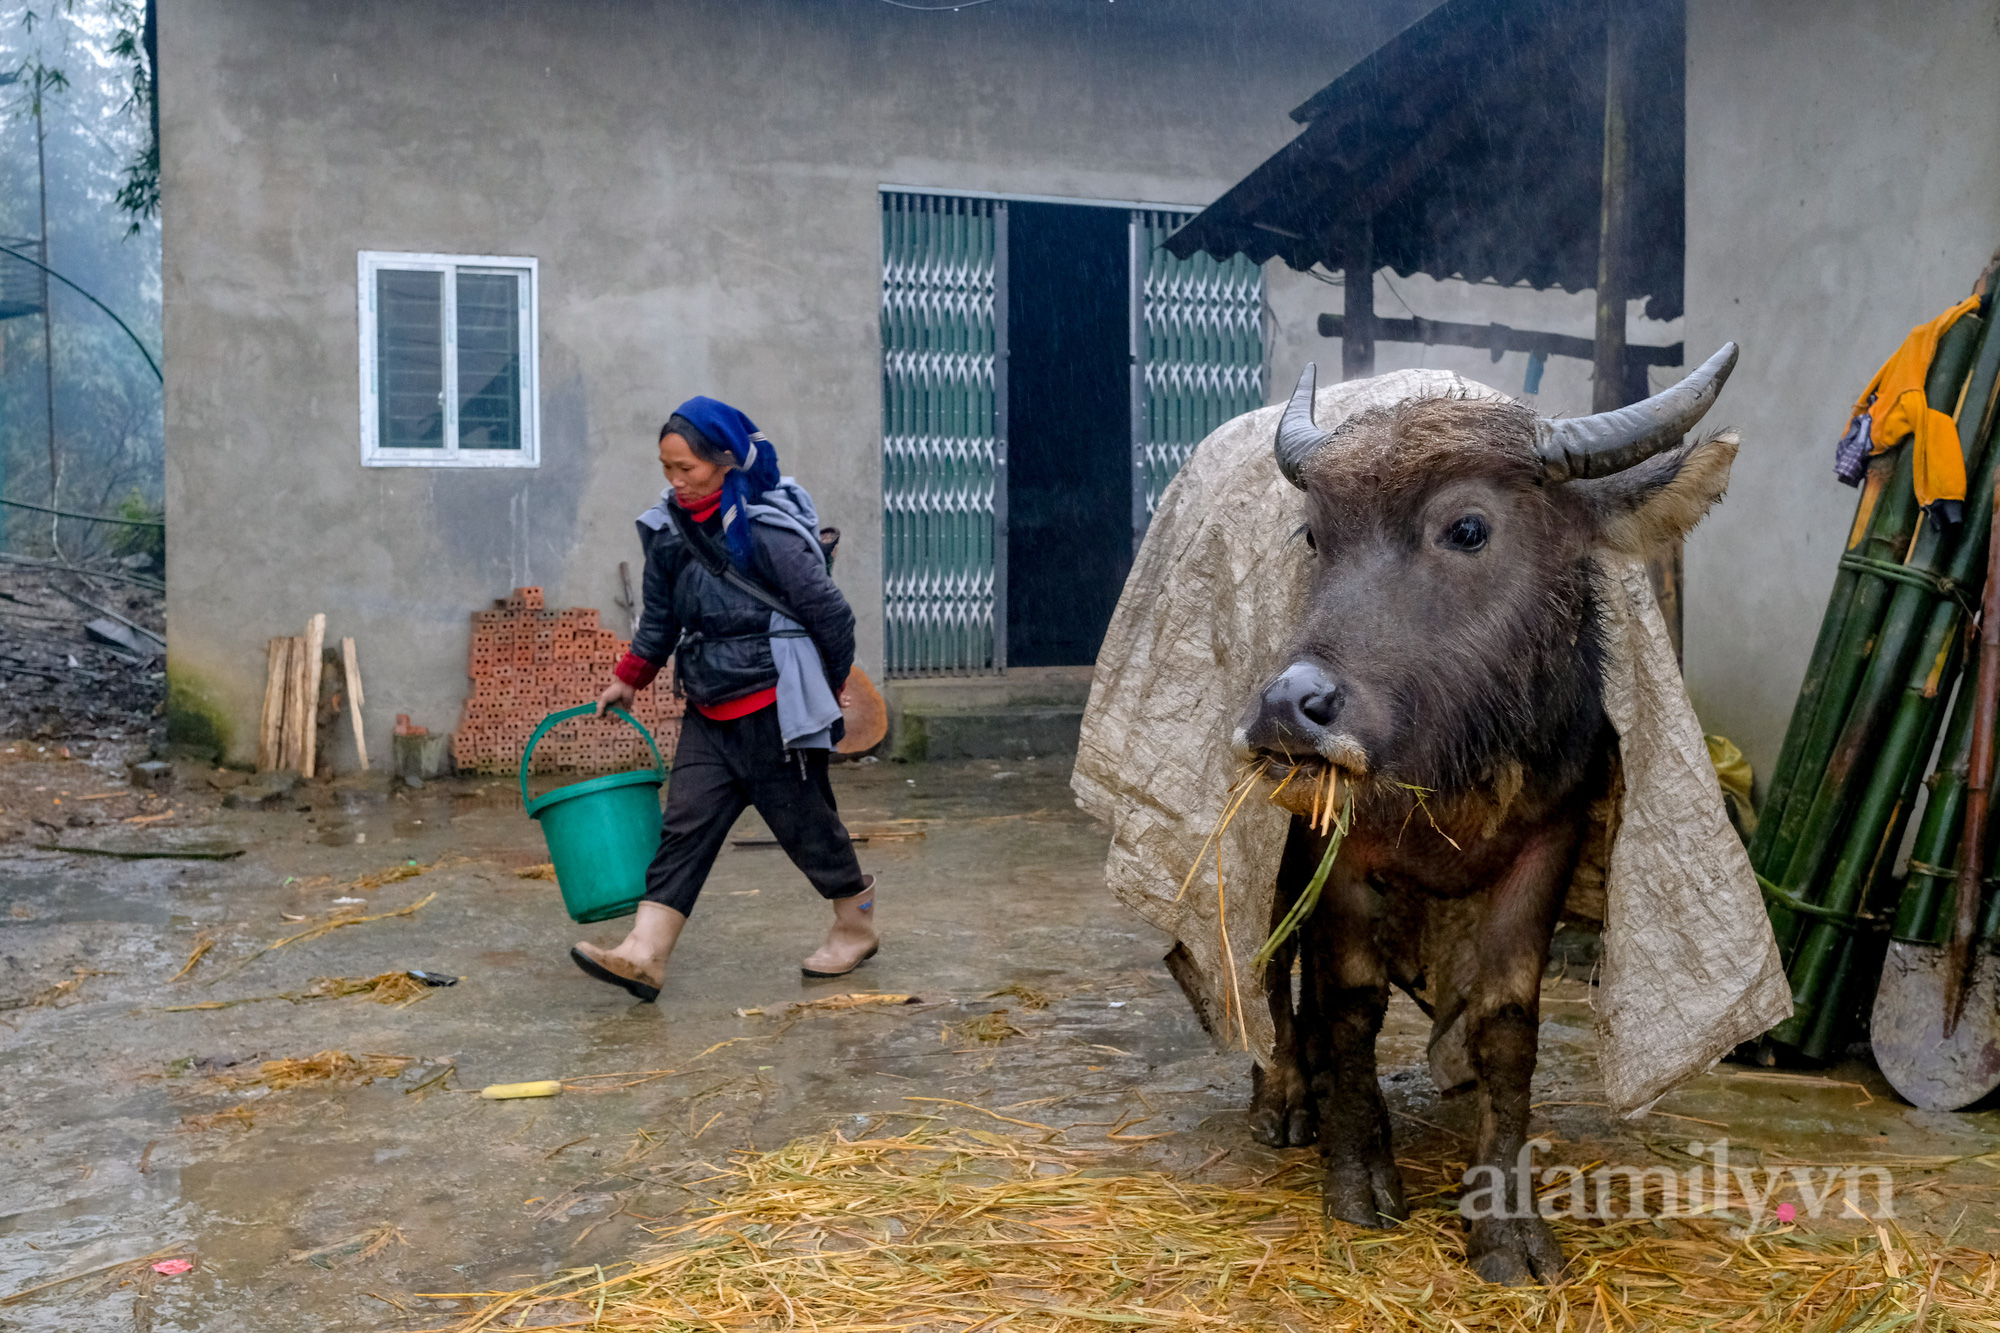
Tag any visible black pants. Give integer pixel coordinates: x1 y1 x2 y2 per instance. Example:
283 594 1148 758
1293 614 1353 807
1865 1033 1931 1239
642 704 866 917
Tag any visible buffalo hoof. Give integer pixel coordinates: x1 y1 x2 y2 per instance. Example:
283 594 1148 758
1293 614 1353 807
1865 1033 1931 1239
1322 1157 1408 1228
1467 1216 1566 1286
1249 1062 1316 1148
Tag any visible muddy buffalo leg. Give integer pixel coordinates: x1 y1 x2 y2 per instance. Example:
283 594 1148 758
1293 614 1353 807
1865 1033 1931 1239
1462 827 1573 1285
1250 816 1326 1148
1303 857 1407 1226
1249 933 1313 1147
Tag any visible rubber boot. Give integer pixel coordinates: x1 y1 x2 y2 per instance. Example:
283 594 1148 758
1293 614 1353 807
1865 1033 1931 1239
572 901 686 1003
802 875 878 978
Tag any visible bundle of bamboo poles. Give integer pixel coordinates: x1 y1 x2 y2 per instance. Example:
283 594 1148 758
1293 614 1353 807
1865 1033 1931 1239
257 613 369 776
1749 277 2000 1058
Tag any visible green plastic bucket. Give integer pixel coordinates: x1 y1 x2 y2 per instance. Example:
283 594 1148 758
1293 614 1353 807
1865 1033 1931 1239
521 705 668 923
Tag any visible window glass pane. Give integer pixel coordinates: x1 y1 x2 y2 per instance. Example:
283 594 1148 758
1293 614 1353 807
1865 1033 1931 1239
376 269 445 448
456 271 521 450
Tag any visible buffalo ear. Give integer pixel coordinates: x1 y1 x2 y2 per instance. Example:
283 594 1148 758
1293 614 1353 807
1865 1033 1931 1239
1571 429 1738 557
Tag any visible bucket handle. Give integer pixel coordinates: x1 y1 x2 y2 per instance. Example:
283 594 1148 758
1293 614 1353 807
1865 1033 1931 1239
519 704 667 806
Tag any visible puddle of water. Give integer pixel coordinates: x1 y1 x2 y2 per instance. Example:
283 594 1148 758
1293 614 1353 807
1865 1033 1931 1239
308 793 461 846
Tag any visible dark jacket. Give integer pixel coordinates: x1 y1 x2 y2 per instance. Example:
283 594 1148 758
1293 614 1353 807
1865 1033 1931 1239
630 503 855 709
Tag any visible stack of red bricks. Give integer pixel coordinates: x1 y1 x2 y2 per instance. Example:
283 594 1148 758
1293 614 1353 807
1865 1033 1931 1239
453 587 684 776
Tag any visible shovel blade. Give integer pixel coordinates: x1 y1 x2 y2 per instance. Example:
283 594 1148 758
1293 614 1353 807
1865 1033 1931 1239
1871 941 2000 1110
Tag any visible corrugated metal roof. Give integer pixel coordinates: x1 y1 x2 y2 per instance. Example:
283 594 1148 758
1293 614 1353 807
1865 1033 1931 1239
1164 0 1684 322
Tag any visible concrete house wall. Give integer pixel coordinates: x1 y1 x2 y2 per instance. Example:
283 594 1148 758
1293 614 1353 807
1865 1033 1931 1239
1681 0 2000 784
159 0 1437 769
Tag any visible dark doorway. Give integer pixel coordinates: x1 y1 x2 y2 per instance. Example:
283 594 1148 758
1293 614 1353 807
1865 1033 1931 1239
1006 202 1132 668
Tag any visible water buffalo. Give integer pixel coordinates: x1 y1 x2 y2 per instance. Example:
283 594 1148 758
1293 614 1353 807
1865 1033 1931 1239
1234 346 1739 1284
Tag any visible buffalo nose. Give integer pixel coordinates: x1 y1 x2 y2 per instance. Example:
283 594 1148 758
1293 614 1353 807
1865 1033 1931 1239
1257 662 1344 742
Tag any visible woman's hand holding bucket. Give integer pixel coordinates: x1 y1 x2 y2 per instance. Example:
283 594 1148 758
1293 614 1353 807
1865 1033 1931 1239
596 678 638 718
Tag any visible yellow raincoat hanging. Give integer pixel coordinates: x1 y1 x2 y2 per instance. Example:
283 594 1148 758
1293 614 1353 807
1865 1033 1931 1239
1835 294 1982 517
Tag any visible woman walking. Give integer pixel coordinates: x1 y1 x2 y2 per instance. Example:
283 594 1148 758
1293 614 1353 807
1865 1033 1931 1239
572 397 875 1001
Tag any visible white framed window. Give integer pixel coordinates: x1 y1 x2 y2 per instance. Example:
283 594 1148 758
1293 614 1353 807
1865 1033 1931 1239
357 250 539 467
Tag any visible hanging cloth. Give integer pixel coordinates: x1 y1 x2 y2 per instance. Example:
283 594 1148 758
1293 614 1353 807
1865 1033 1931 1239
1834 294 1982 523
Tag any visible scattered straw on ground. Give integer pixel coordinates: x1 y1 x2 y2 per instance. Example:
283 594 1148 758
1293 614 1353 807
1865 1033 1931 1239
168 933 213 982
212 1049 414 1092
0 1246 190 1307
947 1008 1024 1045
203 892 436 984
514 863 557 881
294 971 433 1005
423 1121 2000 1333
986 982 1053 1010
164 970 437 1012
351 860 432 891
180 1104 257 1133
736 992 921 1019
290 1225 406 1268
0 967 113 1012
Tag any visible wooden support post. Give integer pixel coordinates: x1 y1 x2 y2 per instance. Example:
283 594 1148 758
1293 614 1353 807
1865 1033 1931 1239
281 634 307 773
618 561 638 635
1339 216 1376 382
300 613 326 779
1595 0 1681 659
1593 0 1633 415
341 636 369 772
258 637 290 774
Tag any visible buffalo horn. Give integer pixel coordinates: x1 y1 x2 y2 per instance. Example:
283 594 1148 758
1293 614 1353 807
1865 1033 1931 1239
1534 343 1740 481
1276 363 1331 487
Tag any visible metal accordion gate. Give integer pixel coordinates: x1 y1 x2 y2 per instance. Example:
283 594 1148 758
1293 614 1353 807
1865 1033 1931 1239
880 192 1264 677
1128 209 1267 550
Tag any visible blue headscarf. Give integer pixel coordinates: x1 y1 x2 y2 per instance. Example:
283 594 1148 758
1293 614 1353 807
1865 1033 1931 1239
672 396 781 571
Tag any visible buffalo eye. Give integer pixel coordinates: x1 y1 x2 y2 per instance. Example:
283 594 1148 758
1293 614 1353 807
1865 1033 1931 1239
1442 514 1489 552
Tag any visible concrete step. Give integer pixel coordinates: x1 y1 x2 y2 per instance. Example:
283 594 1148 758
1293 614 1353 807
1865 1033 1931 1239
884 666 1092 761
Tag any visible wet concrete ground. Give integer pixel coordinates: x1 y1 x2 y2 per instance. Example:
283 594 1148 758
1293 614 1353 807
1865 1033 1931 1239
2 748 1997 1330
